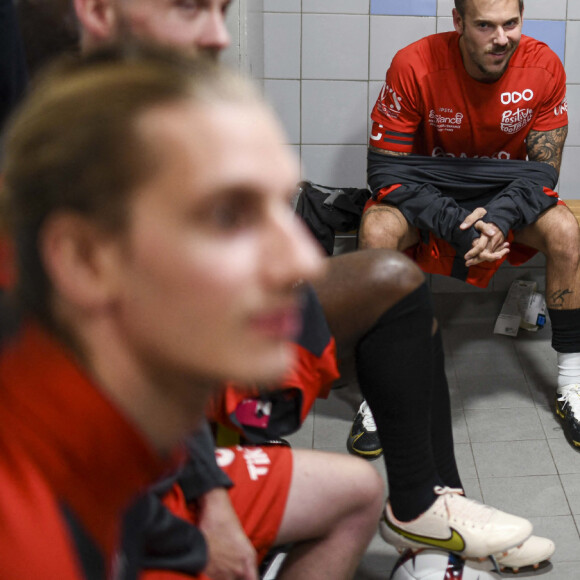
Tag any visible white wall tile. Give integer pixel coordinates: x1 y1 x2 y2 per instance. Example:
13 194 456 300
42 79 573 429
301 145 368 187
524 0 567 20
437 16 454 32
439 0 568 20
565 21 580 83
264 0 300 11
301 81 368 144
569 1 580 20
264 80 301 144
367 80 384 136
258 1 580 276
302 14 369 80
565 84 580 146
245 0 264 78
437 0 454 17
370 16 437 80
559 146 580 199
302 0 370 14
264 13 301 78
222 0 241 69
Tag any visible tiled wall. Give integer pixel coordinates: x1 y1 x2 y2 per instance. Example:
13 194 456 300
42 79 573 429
259 0 579 293
224 0 264 79
262 0 580 203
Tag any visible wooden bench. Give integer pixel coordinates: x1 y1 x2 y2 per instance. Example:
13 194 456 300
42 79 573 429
566 200 580 226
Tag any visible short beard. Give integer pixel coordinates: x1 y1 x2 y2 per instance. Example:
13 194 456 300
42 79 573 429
114 13 220 62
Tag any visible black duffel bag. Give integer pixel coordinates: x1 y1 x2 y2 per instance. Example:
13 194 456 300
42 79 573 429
294 181 370 255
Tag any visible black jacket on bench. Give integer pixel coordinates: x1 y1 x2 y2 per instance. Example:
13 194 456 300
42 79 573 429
367 151 559 256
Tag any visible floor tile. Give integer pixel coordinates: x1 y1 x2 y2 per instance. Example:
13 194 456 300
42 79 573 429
451 409 469 443
560 473 580 514
458 375 535 410
511 561 580 580
285 411 313 449
504 518 580 580
517 342 558 404
454 442 477 479
533 515 580 563
454 352 524 380
464 407 545 442
448 374 463 410
461 477 483 502
444 323 517 357
302 292 580 576
472 440 556 478
479 475 570 517
537 404 565 440
354 532 400 579
547 437 580 474
313 412 352 449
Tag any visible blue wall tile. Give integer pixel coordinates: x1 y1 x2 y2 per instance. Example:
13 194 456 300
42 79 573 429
522 20 566 63
371 0 436 17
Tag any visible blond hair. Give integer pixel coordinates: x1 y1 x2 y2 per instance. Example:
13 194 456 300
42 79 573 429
2 44 259 325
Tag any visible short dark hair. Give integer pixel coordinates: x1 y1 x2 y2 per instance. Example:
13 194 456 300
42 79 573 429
454 0 523 18
2 44 259 328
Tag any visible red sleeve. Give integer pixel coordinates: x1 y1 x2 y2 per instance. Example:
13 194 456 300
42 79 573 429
531 44 568 132
369 47 424 154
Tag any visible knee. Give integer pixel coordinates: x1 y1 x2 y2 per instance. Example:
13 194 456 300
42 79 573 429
359 211 385 249
545 210 580 266
359 207 406 250
366 248 425 296
351 458 385 514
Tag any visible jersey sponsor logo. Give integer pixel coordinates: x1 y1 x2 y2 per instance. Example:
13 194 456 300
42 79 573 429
215 446 272 480
428 109 464 132
376 82 403 118
370 123 383 141
242 447 271 480
432 147 511 160
501 107 533 134
555 96 568 117
501 89 534 104
215 447 236 468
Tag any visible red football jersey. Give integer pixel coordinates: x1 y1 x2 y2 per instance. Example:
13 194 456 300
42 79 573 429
370 32 568 160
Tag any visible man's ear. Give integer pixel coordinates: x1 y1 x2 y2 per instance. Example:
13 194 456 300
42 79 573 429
452 8 464 35
73 0 117 44
40 212 121 312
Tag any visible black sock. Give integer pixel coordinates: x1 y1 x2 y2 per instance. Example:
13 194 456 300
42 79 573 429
355 282 441 521
430 328 462 490
549 307 580 353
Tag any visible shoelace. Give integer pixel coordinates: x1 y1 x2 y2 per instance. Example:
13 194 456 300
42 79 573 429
359 400 378 431
557 384 580 418
434 486 494 527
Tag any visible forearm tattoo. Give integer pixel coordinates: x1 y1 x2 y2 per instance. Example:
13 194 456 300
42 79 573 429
526 126 568 174
549 288 574 309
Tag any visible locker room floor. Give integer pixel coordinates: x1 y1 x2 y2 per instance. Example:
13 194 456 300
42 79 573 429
285 291 580 579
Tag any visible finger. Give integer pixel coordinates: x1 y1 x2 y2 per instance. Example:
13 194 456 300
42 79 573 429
488 239 509 254
473 221 500 238
460 207 487 230
465 246 510 267
245 564 259 580
464 235 489 260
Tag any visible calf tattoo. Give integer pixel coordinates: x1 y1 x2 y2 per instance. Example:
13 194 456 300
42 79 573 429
550 288 573 308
